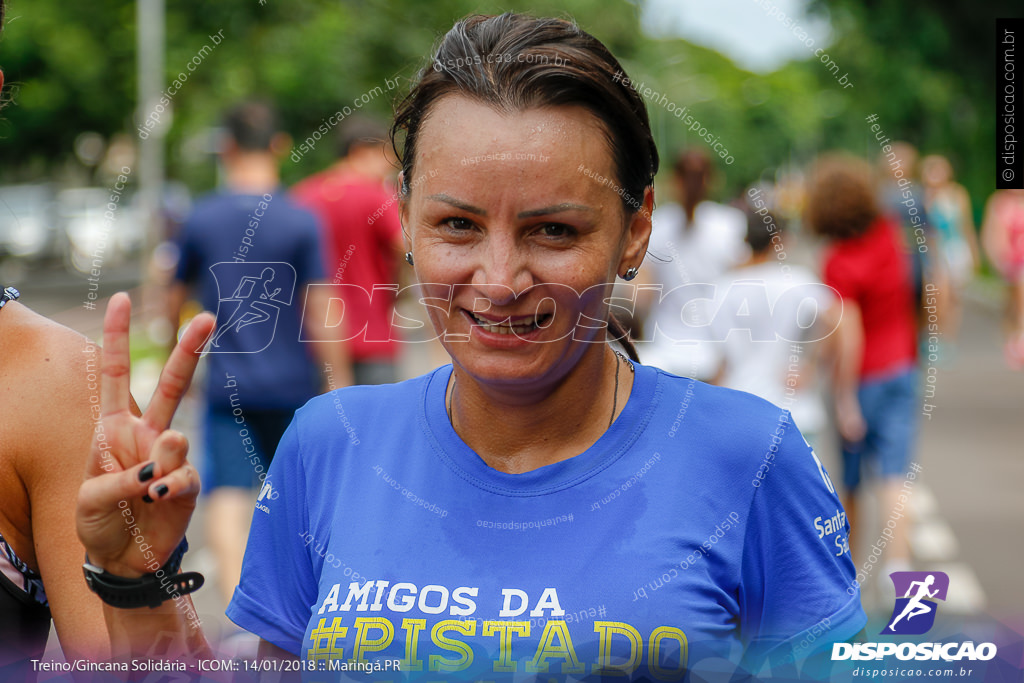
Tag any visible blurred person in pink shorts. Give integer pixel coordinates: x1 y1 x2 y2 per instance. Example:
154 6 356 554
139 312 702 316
981 189 1024 369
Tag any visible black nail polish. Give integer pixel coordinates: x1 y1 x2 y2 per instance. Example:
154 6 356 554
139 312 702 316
156 484 169 498
142 494 154 504
138 463 155 483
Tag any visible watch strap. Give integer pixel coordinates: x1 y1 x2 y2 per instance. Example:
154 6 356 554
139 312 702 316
83 538 204 609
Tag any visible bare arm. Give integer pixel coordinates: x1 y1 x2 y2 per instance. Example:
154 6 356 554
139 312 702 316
9 310 109 660
99 599 208 663
980 192 1005 270
259 638 302 682
301 281 354 391
956 184 981 270
166 282 189 354
832 299 866 443
259 639 298 659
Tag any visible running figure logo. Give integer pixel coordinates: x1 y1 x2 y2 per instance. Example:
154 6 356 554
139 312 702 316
882 571 949 635
207 262 296 353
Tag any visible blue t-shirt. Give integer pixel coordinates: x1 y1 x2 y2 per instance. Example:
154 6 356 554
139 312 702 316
226 362 865 680
175 190 324 410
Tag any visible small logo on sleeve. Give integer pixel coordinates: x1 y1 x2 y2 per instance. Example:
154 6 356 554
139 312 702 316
809 447 836 494
256 480 280 514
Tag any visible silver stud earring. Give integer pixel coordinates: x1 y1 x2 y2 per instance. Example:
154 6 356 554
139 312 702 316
623 267 639 281
405 252 414 266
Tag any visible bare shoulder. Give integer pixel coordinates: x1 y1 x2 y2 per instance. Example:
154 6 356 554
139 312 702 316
0 301 97 398
0 302 114 655
0 302 97 479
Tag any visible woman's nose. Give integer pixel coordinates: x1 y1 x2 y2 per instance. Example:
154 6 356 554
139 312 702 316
470 233 532 307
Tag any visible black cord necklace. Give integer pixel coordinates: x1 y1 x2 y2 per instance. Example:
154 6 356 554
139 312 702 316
447 375 455 426
610 349 634 427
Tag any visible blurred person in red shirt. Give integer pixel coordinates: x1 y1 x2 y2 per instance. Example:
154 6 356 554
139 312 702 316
293 117 406 385
807 154 919 583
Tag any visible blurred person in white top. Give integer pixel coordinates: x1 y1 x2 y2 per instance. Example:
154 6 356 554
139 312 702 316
639 149 748 379
709 196 840 446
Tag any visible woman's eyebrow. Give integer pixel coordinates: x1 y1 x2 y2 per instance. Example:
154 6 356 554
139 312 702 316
517 203 594 219
427 196 596 219
427 194 487 216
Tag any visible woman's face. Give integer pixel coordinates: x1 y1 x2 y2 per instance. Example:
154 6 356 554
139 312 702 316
401 95 651 391
922 156 952 186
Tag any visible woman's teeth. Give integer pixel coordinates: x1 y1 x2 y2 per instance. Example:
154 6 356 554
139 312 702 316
470 312 548 335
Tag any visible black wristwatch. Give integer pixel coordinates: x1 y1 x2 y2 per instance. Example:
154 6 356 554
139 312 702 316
83 538 204 609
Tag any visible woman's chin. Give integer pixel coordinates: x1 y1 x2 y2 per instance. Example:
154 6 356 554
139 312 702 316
449 337 600 390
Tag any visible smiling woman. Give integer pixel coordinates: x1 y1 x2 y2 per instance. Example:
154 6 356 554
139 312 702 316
77 12 865 681
388 14 660 472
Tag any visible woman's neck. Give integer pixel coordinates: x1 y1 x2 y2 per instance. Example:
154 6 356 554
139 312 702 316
447 345 632 473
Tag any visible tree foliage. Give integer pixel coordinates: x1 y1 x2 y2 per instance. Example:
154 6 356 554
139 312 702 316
0 0 1012 207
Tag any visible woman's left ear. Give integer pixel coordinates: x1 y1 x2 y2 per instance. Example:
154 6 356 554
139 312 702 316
619 186 654 274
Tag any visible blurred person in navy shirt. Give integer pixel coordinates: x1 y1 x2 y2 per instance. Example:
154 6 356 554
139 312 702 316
168 101 350 602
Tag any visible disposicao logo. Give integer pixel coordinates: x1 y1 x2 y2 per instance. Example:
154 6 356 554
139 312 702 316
883 571 948 635
832 570 997 663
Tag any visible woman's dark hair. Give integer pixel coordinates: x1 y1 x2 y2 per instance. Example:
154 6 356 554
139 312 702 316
805 154 880 241
391 13 658 361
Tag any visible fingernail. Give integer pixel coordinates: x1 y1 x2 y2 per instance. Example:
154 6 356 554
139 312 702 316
138 463 155 483
156 484 169 498
142 494 154 504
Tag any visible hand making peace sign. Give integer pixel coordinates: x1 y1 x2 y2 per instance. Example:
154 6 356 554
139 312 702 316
76 293 216 579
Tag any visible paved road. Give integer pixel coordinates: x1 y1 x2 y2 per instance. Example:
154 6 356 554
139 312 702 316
911 291 1024 619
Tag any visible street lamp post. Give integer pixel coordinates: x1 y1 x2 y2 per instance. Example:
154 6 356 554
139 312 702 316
136 0 165 257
